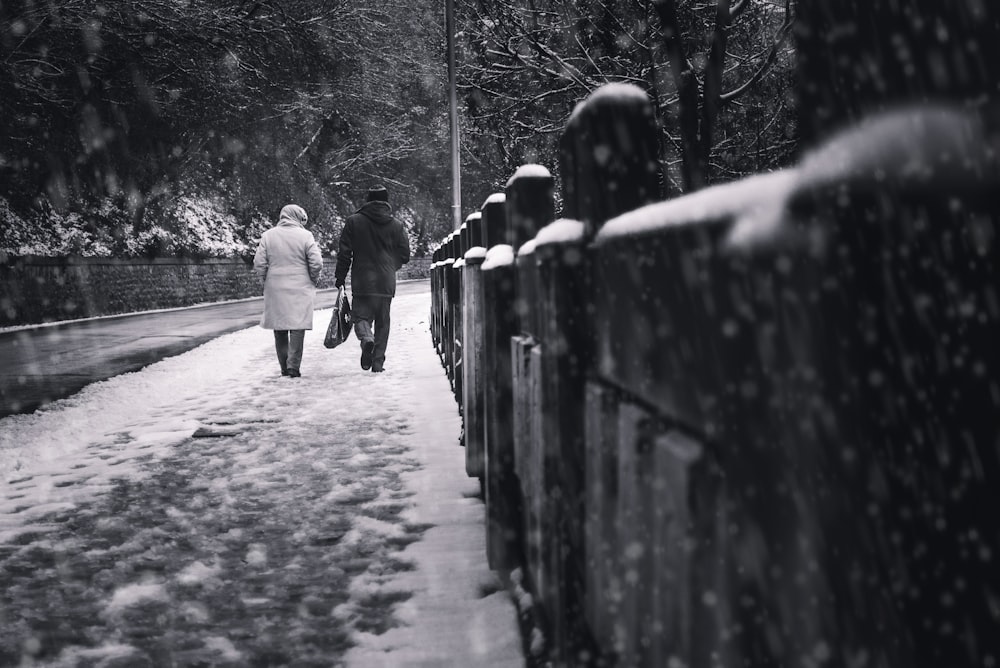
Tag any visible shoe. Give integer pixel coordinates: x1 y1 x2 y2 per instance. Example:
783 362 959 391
287 368 301 378
371 363 384 373
360 339 375 370
281 368 290 376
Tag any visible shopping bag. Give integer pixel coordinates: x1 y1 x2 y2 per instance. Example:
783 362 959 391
323 287 352 349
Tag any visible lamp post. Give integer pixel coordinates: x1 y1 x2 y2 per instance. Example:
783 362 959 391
446 0 462 230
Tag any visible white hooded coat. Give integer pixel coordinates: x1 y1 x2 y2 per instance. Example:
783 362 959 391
253 205 324 330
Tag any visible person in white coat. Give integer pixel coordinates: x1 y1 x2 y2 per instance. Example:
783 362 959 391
253 204 324 377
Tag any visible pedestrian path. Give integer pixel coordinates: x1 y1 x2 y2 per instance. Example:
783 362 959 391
0 290 523 666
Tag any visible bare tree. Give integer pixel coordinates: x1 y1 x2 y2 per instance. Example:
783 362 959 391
653 0 794 191
455 0 797 199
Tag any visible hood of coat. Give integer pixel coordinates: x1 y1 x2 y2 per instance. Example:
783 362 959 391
277 204 308 227
357 201 394 226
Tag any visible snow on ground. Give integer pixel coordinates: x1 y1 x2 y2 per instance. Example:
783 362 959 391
0 291 523 666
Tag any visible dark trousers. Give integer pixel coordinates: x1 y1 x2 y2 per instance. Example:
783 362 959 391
352 295 392 368
273 330 305 372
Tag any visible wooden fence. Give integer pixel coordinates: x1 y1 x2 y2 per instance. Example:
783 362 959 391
431 2 998 666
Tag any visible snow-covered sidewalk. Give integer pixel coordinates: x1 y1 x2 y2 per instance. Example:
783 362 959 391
0 290 523 666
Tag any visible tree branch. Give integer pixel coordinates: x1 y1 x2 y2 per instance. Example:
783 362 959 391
720 0 794 102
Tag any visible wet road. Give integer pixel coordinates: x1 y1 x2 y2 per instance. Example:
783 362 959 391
0 281 430 418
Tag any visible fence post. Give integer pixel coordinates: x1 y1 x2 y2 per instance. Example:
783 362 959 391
533 220 590 663
430 245 441 351
560 83 662 236
481 194 507 247
461 211 488 480
480 193 522 569
506 165 556 623
442 233 457 385
549 83 661 664
507 165 556 251
453 223 468 411
465 211 483 248
786 3 1000 665
435 243 448 362
449 231 462 399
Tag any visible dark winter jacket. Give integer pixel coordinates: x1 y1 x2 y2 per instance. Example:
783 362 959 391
334 201 410 297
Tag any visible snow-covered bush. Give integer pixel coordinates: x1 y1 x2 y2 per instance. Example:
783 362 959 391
131 192 265 258
0 196 35 253
393 206 418 248
0 196 117 256
2 189 352 259
167 195 242 257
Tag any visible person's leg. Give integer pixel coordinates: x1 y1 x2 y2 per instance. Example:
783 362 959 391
371 297 392 372
352 296 376 370
286 330 305 376
273 330 289 375
353 318 374 343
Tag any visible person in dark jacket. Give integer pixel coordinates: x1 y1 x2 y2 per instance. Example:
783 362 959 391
334 185 411 372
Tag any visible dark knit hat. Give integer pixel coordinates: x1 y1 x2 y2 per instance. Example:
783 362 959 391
366 185 389 202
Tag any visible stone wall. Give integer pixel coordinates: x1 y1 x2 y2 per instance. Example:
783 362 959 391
396 256 433 281
0 255 431 327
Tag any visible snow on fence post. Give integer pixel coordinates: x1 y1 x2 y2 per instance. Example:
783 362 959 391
506 165 555 617
479 193 522 570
